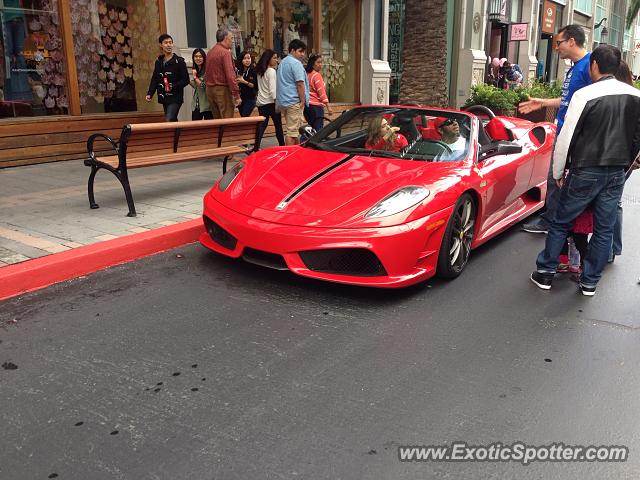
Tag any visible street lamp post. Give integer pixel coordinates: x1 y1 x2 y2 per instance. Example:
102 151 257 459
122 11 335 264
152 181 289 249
595 17 609 44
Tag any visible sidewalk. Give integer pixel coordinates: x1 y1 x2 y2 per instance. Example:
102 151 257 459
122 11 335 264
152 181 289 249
0 136 279 267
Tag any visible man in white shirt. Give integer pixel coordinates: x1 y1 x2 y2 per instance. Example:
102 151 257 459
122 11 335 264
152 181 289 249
434 117 466 160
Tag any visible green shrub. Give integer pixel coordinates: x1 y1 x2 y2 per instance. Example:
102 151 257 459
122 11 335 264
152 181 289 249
463 84 518 114
464 80 561 114
524 79 562 98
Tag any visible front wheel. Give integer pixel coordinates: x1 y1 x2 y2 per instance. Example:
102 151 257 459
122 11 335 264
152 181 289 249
436 193 476 279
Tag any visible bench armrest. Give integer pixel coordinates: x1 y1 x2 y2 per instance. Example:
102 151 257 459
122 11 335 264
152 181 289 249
87 133 119 162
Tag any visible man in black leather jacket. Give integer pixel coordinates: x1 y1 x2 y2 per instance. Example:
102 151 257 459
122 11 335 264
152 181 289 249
530 45 640 296
145 34 190 121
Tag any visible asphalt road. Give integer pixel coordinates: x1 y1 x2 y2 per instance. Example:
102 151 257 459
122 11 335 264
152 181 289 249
2 178 640 479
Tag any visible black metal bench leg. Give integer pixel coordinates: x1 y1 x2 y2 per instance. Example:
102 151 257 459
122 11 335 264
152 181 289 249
88 165 100 209
222 155 230 174
120 173 137 217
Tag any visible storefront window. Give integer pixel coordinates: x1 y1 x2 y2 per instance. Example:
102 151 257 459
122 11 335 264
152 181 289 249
321 0 356 103
272 0 312 58
0 0 68 118
70 0 162 114
217 0 266 60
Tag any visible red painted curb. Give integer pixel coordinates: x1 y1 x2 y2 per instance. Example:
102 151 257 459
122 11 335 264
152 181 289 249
0 218 204 301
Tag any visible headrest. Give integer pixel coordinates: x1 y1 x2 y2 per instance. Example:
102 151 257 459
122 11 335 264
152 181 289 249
485 117 513 141
394 110 415 125
421 123 442 140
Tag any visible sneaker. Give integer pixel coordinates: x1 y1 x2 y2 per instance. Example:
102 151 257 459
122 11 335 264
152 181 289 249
579 283 596 296
607 252 615 263
569 264 582 274
530 271 554 290
522 221 549 234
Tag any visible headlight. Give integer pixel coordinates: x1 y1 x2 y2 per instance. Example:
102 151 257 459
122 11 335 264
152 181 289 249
218 162 244 192
365 186 430 218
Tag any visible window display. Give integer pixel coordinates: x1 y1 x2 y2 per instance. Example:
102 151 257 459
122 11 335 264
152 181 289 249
0 0 361 122
216 0 265 59
272 0 312 58
0 0 68 118
321 0 356 103
71 0 163 114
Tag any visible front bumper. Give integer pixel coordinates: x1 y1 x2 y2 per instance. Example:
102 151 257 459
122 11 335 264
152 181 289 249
200 197 453 288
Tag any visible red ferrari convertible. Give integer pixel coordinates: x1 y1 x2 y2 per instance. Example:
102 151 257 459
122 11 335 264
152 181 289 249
200 105 555 287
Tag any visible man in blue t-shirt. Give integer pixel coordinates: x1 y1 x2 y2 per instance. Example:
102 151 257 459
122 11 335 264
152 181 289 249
276 39 310 145
519 25 591 233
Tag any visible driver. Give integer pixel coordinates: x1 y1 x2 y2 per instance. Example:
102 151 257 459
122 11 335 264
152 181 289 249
365 115 409 152
434 117 466 159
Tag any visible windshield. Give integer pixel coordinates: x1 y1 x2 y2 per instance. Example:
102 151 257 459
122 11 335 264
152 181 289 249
308 106 472 162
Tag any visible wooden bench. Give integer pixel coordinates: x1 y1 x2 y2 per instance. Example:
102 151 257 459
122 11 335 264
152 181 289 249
84 116 264 217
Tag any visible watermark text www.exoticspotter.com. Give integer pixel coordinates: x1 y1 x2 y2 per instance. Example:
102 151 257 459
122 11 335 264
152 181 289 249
398 442 628 465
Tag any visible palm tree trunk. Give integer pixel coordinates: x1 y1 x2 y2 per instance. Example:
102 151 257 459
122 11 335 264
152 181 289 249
399 0 449 106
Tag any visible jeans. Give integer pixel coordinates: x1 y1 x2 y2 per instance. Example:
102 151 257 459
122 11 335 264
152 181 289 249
238 98 256 117
163 102 181 122
257 103 285 147
539 139 560 226
536 166 626 286
304 104 325 132
612 201 623 256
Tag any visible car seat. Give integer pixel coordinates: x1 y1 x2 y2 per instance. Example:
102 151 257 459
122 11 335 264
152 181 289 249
392 111 421 144
485 117 514 141
420 119 442 140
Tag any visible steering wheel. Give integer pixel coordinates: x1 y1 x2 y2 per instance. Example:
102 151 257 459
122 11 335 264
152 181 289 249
403 139 452 159
463 105 496 119
430 140 453 154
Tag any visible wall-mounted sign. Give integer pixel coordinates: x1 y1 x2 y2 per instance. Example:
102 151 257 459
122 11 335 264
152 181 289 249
542 0 557 34
388 0 405 104
510 23 529 41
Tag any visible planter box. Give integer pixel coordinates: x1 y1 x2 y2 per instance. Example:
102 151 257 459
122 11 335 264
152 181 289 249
517 105 558 123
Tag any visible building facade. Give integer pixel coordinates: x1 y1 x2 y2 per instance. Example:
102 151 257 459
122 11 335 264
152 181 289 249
1 0 393 167
453 0 637 108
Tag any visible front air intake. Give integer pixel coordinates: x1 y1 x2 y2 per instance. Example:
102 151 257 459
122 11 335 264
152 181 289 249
299 248 387 276
204 216 237 251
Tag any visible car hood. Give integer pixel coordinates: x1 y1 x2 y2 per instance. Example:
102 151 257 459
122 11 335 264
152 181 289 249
217 147 462 227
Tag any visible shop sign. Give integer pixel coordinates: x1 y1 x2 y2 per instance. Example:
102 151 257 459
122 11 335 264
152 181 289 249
510 23 529 41
388 0 405 103
542 0 557 34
